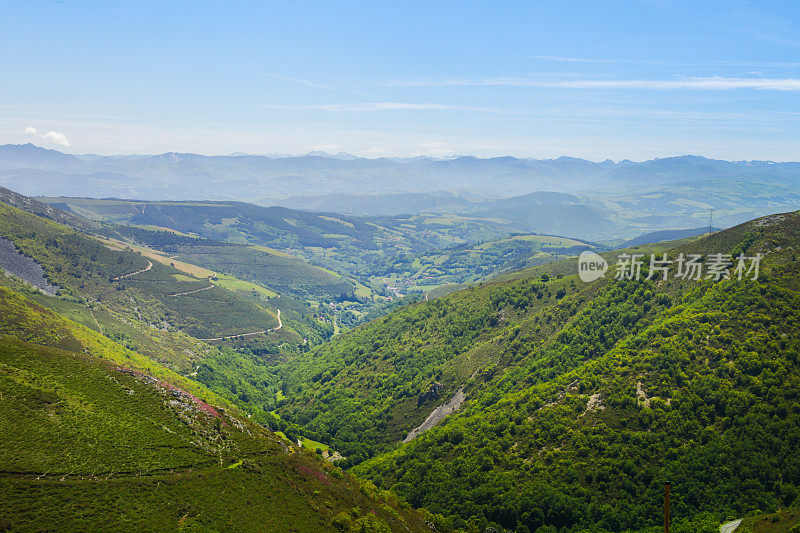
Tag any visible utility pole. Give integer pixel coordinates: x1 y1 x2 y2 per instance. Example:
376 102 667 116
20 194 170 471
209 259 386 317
664 481 671 533
709 209 714 235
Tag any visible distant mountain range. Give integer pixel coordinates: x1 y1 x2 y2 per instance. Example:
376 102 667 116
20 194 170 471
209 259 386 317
2 143 800 202
3 143 800 240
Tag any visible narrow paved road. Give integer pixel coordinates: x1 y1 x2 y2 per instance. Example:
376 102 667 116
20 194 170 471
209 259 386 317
720 519 742 533
113 260 152 280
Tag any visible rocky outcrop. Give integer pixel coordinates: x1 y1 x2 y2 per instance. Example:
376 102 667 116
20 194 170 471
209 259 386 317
405 388 466 443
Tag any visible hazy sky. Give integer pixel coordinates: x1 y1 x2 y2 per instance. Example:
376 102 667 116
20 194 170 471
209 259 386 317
2 0 799 160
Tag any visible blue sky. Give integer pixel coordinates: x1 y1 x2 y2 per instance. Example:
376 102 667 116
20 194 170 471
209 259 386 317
1 0 799 160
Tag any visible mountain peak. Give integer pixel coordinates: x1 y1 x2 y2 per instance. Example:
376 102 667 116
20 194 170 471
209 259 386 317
0 143 81 170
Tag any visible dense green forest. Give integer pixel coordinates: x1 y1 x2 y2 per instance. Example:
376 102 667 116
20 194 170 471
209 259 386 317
273 210 800 532
2 190 800 531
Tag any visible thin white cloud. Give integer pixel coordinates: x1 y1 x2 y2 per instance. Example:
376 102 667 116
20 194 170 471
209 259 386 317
24 125 71 146
529 56 800 68
388 76 800 91
254 71 336 90
549 77 800 90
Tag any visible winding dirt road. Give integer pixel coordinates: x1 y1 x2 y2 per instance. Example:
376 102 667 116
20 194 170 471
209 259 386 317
112 260 152 280
196 309 281 342
168 284 214 297
110 254 286 343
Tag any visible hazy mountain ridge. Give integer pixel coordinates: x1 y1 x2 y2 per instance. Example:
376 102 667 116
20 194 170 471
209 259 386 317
6 144 800 241
4 144 800 203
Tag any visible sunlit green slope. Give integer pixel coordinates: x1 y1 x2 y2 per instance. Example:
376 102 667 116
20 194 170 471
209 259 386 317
0 287 433 532
276 210 800 532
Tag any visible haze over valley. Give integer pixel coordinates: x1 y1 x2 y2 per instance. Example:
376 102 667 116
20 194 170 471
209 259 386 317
2 1 800 531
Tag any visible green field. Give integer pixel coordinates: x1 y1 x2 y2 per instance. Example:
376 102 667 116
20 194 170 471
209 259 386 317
363 232 596 295
213 273 279 298
736 509 800 532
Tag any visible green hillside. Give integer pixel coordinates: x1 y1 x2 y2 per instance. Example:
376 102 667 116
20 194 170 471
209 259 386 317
736 509 800 532
35 194 608 328
166 243 354 300
274 210 800 532
0 198 338 433
38 197 527 277
364 233 596 295
7 188 800 531
0 201 282 340
0 189 337 345
95 222 358 302
0 286 434 532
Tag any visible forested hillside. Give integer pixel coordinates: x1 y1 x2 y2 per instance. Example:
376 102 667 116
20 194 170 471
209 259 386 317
275 210 800 532
4 186 800 532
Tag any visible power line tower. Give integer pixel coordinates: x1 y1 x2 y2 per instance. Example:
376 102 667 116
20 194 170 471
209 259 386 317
709 208 714 234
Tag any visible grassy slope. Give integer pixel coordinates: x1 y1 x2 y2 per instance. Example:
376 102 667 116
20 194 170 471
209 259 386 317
277 211 800 532
166 243 354 300
0 196 335 349
0 286 237 407
10 192 356 305
0 201 281 340
737 509 800 532
0 255 316 436
0 286 433 532
0 200 334 448
96 233 335 346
